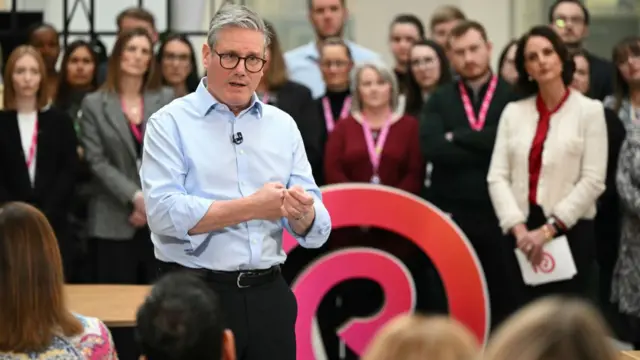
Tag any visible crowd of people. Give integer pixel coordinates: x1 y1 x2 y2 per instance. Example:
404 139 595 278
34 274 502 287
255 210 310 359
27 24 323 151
0 0 639 358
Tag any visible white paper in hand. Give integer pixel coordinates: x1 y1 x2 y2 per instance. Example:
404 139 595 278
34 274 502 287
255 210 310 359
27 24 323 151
514 235 577 286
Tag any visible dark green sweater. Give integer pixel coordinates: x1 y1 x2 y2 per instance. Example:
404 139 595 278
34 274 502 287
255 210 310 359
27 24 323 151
419 77 514 212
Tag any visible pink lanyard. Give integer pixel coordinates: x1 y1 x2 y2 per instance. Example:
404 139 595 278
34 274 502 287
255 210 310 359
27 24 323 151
458 75 498 131
322 96 352 133
362 116 392 176
121 98 144 144
262 93 269 104
25 116 39 168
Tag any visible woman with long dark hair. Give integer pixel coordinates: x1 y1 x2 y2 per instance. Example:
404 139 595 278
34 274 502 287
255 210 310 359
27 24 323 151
54 40 98 120
53 39 99 283
404 39 451 116
488 26 607 309
604 36 640 131
156 33 199 97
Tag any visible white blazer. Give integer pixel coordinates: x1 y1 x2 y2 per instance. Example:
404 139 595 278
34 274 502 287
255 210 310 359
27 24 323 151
487 89 607 234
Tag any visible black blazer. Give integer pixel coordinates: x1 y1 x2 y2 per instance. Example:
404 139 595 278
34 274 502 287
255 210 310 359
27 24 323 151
0 107 78 232
586 51 614 101
265 81 322 177
595 108 626 236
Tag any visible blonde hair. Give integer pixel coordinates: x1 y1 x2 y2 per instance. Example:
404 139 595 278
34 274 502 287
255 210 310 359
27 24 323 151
484 297 618 360
361 314 479 360
350 60 400 113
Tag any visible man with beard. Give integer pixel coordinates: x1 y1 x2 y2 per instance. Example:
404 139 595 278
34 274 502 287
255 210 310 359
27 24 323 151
285 0 379 98
419 20 517 330
549 0 613 100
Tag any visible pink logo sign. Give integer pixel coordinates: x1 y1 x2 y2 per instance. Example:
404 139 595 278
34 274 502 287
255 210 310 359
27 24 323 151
535 252 556 274
283 184 490 359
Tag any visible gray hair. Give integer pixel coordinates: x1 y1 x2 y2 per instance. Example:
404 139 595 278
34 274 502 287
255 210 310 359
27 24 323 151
350 60 400 113
207 3 270 51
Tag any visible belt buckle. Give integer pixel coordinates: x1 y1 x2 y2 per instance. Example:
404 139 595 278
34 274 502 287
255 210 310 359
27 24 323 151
236 272 250 288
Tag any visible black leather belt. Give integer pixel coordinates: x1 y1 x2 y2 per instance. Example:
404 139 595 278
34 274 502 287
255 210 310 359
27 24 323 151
158 261 281 288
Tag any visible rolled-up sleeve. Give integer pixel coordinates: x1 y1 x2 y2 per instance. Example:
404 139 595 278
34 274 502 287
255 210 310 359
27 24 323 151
282 119 332 248
140 111 214 247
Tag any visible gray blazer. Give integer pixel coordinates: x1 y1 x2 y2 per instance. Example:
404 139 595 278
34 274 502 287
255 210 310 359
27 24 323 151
80 87 174 240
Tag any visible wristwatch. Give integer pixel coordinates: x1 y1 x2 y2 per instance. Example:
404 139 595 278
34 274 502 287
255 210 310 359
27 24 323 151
547 217 561 234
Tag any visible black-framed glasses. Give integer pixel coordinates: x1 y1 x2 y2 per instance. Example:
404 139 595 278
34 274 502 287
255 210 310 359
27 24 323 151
410 56 438 68
320 59 351 69
214 51 266 73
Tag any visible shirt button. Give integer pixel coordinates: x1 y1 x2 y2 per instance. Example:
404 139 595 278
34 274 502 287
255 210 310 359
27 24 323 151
239 150 244 155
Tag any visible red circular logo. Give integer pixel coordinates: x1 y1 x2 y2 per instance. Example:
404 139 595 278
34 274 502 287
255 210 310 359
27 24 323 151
283 184 490 359
537 252 556 273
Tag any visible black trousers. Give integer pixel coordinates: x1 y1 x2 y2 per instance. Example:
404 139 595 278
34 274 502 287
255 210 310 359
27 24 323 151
510 205 596 306
449 208 522 330
94 227 155 284
157 262 297 360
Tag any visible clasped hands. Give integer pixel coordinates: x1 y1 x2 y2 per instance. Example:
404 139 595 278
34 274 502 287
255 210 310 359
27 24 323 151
514 224 554 267
252 182 314 221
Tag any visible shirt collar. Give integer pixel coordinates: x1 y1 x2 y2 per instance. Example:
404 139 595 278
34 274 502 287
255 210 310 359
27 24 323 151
195 77 264 118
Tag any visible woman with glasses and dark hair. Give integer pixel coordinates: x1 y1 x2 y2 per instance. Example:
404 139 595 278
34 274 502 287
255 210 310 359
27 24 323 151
311 37 354 185
255 21 321 171
80 28 174 285
404 39 451 117
488 26 607 308
157 34 199 97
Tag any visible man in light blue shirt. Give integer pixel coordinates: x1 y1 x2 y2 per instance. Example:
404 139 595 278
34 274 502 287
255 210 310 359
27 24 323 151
285 0 379 98
139 4 331 360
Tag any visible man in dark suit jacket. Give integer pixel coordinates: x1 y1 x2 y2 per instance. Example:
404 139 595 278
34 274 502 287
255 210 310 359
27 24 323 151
97 7 159 84
548 0 614 101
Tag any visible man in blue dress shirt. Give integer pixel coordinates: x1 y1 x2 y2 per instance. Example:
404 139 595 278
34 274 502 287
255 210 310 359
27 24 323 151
139 4 332 359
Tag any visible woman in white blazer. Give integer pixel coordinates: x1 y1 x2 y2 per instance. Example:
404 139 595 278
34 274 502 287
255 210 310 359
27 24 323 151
487 26 607 308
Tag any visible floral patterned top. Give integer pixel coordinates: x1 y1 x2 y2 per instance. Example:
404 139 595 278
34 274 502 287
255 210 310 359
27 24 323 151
0 314 117 359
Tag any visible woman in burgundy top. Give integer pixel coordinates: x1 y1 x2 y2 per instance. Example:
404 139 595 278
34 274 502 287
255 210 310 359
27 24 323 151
487 26 607 309
321 60 425 360
324 61 424 190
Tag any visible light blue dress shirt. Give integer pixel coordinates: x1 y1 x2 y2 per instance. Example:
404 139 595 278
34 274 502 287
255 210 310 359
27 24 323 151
284 40 380 99
140 79 332 271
